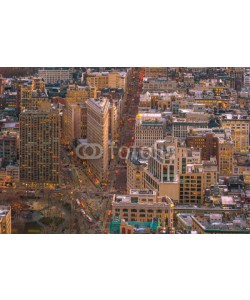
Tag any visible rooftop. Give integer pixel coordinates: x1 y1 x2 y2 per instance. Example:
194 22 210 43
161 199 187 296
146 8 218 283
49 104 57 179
173 118 208 124
192 215 250 232
0 206 11 218
143 77 169 82
177 213 193 227
221 114 249 121
87 97 109 111
32 90 48 98
130 189 156 195
221 196 236 206
129 148 149 165
2 122 19 128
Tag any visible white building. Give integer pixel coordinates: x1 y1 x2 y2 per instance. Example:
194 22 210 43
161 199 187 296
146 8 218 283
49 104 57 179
135 113 165 147
38 69 73 84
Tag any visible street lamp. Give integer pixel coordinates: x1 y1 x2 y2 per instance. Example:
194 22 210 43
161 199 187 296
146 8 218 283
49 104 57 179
25 183 28 200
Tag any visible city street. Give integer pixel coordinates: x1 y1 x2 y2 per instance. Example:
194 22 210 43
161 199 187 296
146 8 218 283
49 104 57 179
0 67 145 234
113 67 144 193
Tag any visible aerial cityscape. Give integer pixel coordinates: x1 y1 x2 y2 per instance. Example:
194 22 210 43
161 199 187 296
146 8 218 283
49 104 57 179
0 67 250 234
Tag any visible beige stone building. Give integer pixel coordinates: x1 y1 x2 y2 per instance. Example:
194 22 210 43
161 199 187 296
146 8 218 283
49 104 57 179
20 79 50 111
38 68 73 84
144 139 180 202
0 206 11 234
135 113 165 147
66 85 97 103
6 165 19 182
179 164 204 205
145 67 168 78
109 102 119 142
172 117 208 139
112 189 174 229
63 101 87 145
218 138 234 176
203 161 218 190
126 147 148 193
86 71 127 91
139 92 152 109
142 77 177 93
221 114 250 153
86 97 109 182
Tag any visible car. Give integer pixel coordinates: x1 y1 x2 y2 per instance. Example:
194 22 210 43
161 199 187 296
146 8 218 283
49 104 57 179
86 215 93 223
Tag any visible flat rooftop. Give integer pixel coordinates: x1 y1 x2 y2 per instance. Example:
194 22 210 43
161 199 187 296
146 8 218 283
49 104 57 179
2 122 19 128
221 114 249 121
129 148 149 165
130 189 156 195
32 90 48 98
192 215 250 232
173 118 208 123
87 97 109 109
221 196 236 206
177 213 193 227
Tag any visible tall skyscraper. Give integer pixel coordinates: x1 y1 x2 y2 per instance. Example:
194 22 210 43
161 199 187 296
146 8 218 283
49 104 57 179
86 97 109 183
19 109 61 185
63 101 87 145
20 79 50 111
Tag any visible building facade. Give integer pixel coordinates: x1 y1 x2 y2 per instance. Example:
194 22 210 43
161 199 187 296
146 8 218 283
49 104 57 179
145 67 168 78
135 113 165 147
38 68 73 84
0 206 11 234
144 139 180 201
172 118 208 139
20 79 50 111
19 110 61 185
179 164 204 205
63 101 87 145
221 114 250 153
142 77 177 93
112 189 174 229
86 97 109 182
126 148 148 193
66 85 97 102
186 133 219 162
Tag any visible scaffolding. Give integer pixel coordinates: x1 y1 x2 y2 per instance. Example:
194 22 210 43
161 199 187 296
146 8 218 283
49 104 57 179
110 216 161 234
